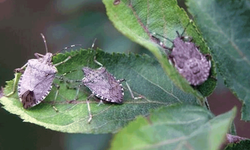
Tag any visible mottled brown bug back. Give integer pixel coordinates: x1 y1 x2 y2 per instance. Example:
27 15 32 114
172 36 211 85
152 29 211 86
7 33 72 109
82 67 124 104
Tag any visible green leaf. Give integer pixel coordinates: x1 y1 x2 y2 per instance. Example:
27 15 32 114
186 0 250 121
225 140 250 150
1 49 199 133
103 0 217 100
110 105 236 150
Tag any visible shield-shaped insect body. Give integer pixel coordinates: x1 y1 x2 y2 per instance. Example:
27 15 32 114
7 34 71 109
169 35 211 86
17 53 58 109
82 67 124 104
152 24 211 86
76 58 139 123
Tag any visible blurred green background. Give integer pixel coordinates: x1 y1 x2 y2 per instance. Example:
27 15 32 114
0 0 249 150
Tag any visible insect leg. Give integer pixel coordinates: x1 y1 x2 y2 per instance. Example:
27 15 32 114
168 54 175 66
74 83 82 100
5 73 19 97
34 53 45 59
59 73 82 100
119 79 141 100
204 54 212 60
15 62 28 73
204 98 210 111
56 70 78 82
97 100 104 106
52 83 60 112
125 81 141 100
66 79 93 123
5 63 28 97
61 79 82 100
87 93 94 123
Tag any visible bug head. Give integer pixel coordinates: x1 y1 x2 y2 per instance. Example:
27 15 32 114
42 53 53 64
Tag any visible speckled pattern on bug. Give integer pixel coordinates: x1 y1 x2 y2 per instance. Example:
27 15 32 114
169 33 211 86
7 33 71 109
82 66 125 104
17 52 58 109
153 29 211 86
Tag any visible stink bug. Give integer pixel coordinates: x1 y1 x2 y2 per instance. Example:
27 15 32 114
152 22 211 86
6 33 72 109
67 40 141 123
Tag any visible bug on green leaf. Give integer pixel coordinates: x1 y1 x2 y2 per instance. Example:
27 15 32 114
151 22 211 86
67 40 141 123
6 34 72 109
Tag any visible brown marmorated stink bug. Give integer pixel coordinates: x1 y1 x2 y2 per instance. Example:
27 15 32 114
6 33 73 109
152 23 211 86
66 40 141 123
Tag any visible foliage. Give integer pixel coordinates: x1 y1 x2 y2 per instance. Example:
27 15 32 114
1 0 249 149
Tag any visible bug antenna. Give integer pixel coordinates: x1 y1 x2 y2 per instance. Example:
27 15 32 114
91 38 97 57
91 38 97 51
52 43 83 57
91 38 103 67
40 33 48 53
153 33 173 43
180 20 191 37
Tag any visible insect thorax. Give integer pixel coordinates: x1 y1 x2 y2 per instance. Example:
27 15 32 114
28 59 57 74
